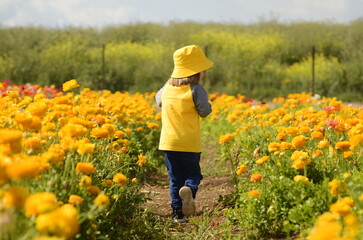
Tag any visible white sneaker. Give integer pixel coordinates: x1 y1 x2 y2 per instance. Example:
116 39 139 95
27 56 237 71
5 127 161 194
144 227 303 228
179 186 196 217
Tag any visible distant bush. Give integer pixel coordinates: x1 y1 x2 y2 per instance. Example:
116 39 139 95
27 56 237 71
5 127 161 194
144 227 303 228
0 20 362 101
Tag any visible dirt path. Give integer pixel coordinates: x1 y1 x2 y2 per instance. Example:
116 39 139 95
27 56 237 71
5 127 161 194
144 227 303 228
141 173 234 219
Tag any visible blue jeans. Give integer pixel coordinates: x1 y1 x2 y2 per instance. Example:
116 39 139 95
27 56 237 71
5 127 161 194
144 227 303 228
164 151 203 211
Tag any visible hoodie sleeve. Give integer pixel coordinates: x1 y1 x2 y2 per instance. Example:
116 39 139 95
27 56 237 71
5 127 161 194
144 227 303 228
155 85 165 108
191 84 212 118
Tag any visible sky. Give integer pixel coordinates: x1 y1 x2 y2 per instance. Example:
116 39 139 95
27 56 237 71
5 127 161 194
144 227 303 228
0 0 362 28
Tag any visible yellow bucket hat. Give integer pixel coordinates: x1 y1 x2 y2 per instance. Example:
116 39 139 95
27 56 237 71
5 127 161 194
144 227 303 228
171 45 214 78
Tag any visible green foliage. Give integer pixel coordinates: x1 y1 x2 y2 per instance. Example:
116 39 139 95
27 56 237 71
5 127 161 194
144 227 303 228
0 20 363 101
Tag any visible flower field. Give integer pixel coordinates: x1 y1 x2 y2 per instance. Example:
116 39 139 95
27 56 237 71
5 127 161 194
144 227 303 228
0 79 363 239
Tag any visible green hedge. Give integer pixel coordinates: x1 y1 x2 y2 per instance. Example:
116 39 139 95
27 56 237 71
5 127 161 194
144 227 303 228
0 20 362 101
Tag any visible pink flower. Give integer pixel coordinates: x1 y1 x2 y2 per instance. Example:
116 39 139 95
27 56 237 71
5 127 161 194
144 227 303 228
325 119 339 130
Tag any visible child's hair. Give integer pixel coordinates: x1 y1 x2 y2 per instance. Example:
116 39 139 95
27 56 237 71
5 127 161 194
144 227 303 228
167 73 201 86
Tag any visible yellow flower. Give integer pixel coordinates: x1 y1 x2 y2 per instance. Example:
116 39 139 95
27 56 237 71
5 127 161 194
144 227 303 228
291 135 308 149
101 179 114 187
343 172 351 179
3 186 29 209
91 127 109 138
27 102 49 118
280 142 293 150
256 156 269 165
132 178 138 183
101 123 117 137
293 175 309 184
94 193 110 207
76 139 95 155
329 179 347 196
136 127 144 132
308 212 340 240
124 128 133 135
25 192 58 217
290 151 311 169
36 204 79 238
114 131 126 139
113 173 127 186
330 197 354 216
79 175 92 187
87 185 100 196
317 139 329 149
248 190 260 198
137 154 147 167
13 112 33 129
343 151 354 158
236 164 247 176
68 195 83 205
219 134 234 144
268 142 280 152
32 236 65 240
75 162 95 175
335 141 351 151
311 131 324 140
23 136 42 152
59 123 87 139
147 122 159 129
62 79 80 92
6 159 44 180
312 150 323 157
276 132 287 141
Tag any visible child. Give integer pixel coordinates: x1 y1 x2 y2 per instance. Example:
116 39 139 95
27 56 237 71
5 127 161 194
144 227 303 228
155 45 213 223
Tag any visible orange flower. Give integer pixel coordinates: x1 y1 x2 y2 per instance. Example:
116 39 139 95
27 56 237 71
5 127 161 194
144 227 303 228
293 175 309 184
219 134 234 144
290 151 311 169
68 195 83 205
329 179 347 196
94 193 110 207
36 204 80 238
268 142 280 152
335 141 351 151
27 102 48 118
236 164 247 176
6 159 44 180
88 185 100 196
59 123 87 138
79 176 92 188
62 79 80 92
276 132 287 141
317 139 329 149
147 122 159 129
280 142 293 150
256 156 269 165
114 130 125 139
137 154 147 167
23 136 42 152
291 135 308 149
3 186 29 209
250 173 262 182
75 162 95 175
90 127 109 138
312 150 323 157
343 151 354 158
248 190 260 198
113 173 127 186
101 179 114 187
311 131 324 140
24 192 58 217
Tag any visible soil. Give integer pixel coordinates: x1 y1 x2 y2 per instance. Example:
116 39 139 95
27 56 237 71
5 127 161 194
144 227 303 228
141 173 235 218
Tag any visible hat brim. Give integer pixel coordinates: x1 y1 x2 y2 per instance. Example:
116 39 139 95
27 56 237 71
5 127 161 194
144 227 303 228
171 60 214 78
